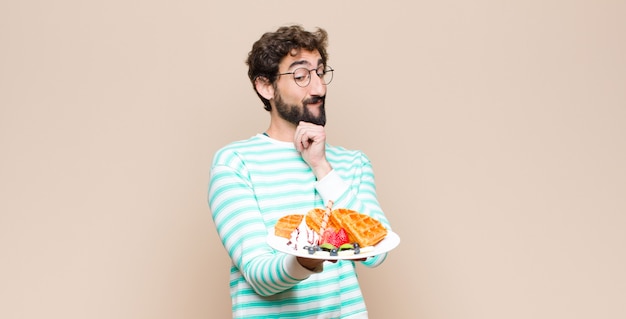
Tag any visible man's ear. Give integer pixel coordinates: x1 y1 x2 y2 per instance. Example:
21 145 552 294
254 76 274 100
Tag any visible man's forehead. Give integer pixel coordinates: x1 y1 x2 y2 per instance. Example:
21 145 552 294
280 49 322 70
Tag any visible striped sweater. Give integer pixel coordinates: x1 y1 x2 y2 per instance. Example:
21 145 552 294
208 134 391 318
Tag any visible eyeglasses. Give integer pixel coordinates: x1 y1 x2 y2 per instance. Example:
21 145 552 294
277 65 334 87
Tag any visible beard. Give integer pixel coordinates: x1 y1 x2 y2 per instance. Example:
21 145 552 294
274 91 326 126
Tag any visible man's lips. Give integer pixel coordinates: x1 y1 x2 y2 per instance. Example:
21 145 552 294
305 96 324 106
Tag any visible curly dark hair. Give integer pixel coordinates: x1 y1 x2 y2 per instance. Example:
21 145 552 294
246 25 329 111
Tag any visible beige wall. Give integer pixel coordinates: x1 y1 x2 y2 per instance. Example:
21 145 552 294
1 1 625 318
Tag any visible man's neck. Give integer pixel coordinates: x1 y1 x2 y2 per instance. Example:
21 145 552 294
265 117 297 142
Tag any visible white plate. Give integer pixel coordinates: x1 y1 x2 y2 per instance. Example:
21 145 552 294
267 227 400 260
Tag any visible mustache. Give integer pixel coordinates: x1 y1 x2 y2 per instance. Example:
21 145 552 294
303 96 325 105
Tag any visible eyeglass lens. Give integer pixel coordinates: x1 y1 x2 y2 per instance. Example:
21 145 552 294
293 66 333 87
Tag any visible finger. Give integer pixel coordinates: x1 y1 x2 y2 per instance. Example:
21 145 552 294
298 133 308 150
297 128 313 149
294 130 305 151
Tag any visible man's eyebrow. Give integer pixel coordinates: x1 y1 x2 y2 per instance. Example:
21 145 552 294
287 58 323 70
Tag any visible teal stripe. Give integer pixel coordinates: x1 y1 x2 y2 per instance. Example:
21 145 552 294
233 273 361 300
250 177 314 187
226 230 267 258
276 305 341 318
215 209 260 236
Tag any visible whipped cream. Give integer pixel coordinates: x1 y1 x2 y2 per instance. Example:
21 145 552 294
286 217 319 251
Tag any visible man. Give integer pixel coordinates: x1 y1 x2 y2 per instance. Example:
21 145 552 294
208 25 392 318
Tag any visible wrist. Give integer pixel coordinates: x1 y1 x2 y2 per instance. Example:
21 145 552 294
312 161 332 180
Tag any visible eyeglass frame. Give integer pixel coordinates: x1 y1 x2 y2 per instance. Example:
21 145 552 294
276 65 334 87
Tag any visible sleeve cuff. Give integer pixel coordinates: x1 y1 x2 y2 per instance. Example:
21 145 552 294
315 170 349 204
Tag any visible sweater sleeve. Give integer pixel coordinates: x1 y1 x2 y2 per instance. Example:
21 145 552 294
208 150 315 296
315 151 392 268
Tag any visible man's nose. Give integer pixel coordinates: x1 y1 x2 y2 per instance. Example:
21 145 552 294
308 72 326 96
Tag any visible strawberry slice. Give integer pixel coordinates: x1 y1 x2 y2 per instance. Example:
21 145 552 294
320 227 351 248
327 230 345 248
335 228 350 247
320 228 336 246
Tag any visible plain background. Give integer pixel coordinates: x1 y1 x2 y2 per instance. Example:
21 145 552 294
1 1 625 318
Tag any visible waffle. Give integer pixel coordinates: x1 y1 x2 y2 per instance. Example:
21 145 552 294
305 208 340 235
274 214 303 239
330 208 388 247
